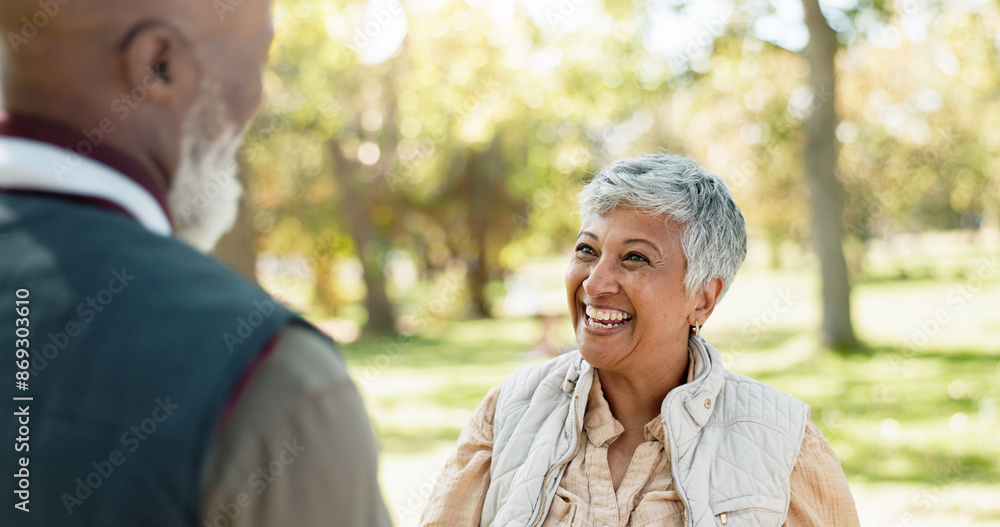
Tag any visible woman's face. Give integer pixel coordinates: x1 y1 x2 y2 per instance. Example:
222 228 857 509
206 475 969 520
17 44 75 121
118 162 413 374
565 206 711 375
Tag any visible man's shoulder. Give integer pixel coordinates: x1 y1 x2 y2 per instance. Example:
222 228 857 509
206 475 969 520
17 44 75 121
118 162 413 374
3 191 291 323
3 190 224 274
268 324 348 392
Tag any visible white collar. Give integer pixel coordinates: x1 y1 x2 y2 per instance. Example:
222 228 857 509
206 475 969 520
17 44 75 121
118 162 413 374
0 136 173 236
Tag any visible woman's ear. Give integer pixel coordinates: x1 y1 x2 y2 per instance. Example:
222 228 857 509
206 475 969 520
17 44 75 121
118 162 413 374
690 277 724 327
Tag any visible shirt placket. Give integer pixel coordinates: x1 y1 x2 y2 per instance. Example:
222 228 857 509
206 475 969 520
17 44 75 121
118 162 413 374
585 440 621 527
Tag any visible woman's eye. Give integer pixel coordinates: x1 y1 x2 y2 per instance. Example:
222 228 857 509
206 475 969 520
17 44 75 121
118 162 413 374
625 252 648 263
576 244 596 256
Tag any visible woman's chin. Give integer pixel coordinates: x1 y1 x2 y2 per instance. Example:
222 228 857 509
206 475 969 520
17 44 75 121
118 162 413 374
574 313 637 367
577 339 631 370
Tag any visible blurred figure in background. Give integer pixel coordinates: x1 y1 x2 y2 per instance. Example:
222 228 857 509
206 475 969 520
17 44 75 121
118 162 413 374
502 265 572 358
0 0 390 525
421 154 859 526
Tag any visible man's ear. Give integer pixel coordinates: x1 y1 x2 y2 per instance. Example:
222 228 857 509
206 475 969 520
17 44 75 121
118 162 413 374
690 277 724 327
120 22 198 107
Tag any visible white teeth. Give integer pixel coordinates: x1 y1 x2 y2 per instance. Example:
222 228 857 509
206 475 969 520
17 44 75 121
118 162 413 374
584 304 632 328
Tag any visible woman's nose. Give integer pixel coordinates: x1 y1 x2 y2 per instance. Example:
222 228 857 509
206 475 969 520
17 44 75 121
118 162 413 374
583 257 619 297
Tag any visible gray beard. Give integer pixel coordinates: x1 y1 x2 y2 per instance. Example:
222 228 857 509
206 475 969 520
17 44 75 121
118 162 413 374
167 85 248 253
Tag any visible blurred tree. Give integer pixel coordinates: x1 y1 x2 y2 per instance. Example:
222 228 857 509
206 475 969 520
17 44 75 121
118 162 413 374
241 0 999 344
327 65 401 335
801 0 858 349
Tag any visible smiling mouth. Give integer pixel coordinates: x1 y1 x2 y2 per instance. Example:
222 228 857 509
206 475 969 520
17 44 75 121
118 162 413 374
584 304 634 330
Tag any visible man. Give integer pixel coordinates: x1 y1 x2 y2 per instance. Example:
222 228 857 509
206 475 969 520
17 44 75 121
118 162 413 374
0 0 391 525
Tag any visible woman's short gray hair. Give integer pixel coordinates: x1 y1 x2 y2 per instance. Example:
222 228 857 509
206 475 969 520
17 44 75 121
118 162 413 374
578 154 747 298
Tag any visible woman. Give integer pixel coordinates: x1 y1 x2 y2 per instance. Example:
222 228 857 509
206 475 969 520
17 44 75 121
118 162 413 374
421 154 859 526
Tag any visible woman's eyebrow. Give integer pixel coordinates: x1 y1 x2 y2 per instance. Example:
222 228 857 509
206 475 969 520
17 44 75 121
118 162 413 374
623 238 663 258
578 231 599 241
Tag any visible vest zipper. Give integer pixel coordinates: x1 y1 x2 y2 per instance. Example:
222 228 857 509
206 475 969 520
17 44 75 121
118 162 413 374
663 419 691 527
530 392 582 527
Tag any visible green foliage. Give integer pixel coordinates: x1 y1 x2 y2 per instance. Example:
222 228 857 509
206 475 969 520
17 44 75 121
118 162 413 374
246 0 1000 331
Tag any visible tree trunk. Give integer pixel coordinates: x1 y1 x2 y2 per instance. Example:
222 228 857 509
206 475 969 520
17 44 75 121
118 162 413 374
801 0 859 350
312 250 340 317
329 140 397 336
466 136 504 318
212 158 258 281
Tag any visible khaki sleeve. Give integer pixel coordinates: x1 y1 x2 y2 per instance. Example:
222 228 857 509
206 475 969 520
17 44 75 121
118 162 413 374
785 419 860 527
419 386 500 527
200 324 392 527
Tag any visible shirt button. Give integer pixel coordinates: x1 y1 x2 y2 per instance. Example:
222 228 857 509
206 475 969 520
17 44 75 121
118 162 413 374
704 399 712 409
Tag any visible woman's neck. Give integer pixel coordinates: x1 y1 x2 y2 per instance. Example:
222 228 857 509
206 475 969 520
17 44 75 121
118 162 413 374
597 355 689 431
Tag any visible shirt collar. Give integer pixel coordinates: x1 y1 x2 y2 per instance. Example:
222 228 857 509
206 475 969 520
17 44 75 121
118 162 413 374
0 112 173 234
583 373 668 448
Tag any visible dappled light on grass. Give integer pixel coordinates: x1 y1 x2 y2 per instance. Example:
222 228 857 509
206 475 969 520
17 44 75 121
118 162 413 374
335 250 1000 525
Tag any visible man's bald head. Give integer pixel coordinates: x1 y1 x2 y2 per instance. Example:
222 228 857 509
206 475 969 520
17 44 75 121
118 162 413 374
2 0 272 104
1 0 275 251
1 0 220 80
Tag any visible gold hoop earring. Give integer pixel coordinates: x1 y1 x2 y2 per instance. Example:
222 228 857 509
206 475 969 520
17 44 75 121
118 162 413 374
691 320 700 336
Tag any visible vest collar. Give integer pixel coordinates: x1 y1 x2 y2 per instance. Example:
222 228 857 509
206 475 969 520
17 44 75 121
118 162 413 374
0 113 172 237
571 334 727 433
675 335 727 428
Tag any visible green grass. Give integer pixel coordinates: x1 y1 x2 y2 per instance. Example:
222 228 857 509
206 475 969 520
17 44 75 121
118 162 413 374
341 318 539 454
754 349 1000 485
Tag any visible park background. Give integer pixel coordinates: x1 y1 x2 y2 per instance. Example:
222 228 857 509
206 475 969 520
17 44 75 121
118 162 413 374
212 0 1000 525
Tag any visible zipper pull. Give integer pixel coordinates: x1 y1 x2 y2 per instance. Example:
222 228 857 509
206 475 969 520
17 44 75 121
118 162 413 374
562 369 580 393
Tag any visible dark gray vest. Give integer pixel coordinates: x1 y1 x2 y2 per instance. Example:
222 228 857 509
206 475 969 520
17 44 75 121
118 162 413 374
1 192 307 525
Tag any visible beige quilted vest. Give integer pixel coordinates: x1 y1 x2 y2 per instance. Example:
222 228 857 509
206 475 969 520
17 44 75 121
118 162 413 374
482 336 809 527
